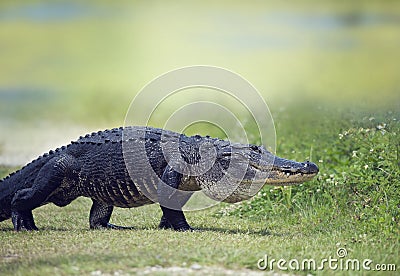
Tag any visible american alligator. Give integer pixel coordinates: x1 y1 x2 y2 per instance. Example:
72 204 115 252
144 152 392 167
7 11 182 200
0 126 318 231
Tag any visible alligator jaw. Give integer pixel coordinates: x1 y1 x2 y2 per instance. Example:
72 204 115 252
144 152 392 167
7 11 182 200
265 170 318 186
250 157 319 186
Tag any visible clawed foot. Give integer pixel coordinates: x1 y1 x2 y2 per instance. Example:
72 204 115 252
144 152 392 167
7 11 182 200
11 210 38 231
158 216 194 232
106 223 135 230
90 223 134 230
158 215 174 229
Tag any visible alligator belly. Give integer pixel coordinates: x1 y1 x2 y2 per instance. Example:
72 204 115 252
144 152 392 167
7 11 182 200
80 178 154 208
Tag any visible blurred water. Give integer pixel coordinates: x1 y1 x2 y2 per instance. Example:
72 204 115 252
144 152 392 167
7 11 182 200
262 12 400 29
2 2 398 27
0 2 110 21
0 88 53 102
207 10 400 51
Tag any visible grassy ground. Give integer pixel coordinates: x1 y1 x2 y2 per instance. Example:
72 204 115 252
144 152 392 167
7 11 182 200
1 105 398 275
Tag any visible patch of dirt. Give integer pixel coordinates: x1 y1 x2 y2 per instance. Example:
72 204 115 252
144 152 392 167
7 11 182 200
91 265 289 276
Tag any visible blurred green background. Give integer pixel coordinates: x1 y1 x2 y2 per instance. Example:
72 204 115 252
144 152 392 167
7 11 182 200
0 0 399 165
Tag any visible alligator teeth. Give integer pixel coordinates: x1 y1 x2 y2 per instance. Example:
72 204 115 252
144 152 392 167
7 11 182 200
286 172 291 176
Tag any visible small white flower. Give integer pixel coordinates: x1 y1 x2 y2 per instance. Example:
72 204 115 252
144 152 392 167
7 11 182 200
364 164 369 169
352 151 357 157
376 123 386 130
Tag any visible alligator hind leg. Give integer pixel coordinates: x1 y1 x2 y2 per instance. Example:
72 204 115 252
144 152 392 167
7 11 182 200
11 154 79 231
11 210 38 231
89 200 133 230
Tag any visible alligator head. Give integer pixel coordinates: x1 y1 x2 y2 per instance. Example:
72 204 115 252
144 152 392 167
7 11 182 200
194 140 319 203
244 145 319 185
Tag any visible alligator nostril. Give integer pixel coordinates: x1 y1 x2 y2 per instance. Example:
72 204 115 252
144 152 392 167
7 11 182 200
304 161 319 174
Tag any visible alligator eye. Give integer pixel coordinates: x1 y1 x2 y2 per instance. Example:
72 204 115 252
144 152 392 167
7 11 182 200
250 145 262 153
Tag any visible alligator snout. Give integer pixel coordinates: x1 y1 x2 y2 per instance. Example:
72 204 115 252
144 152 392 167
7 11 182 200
274 157 319 175
301 161 319 174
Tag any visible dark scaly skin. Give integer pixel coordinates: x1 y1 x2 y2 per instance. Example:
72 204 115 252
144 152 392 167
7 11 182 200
0 126 318 231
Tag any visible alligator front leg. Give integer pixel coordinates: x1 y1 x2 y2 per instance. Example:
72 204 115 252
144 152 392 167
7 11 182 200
158 215 173 229
89 200 133 230
158 165 193 231
11 154 79 231
159 207 193 231
158 192 192 230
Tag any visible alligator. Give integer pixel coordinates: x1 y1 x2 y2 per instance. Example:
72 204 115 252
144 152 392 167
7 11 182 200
0 126 318 231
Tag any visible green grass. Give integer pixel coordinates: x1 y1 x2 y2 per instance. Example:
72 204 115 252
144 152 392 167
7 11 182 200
220 105 399 272
230 105 400 237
